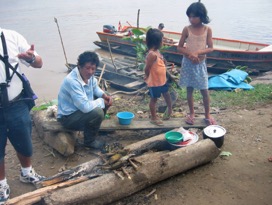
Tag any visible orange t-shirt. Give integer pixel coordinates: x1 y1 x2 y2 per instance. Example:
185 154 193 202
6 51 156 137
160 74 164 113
145 51 167 87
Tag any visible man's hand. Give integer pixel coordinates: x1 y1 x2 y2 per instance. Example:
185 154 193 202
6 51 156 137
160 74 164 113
17 44 43 68
17 44 35 62
102 94 113 107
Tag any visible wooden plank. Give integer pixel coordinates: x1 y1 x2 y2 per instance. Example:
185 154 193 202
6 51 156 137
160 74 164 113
102 118 206 130
123 80 145 88
42 118 207 132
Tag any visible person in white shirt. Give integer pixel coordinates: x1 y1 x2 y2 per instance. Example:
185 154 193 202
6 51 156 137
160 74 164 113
0 28 44 204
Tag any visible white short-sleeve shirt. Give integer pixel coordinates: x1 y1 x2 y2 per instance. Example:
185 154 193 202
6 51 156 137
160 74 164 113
0 28 38 101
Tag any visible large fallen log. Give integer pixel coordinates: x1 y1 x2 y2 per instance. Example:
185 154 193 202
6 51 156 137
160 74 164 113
7 130 220 205
6 174 101 205
43 139 219 205
37 132 169 188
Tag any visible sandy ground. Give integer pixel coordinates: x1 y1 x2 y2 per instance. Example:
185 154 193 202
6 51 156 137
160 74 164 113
4 77 272 205
5 102 272 205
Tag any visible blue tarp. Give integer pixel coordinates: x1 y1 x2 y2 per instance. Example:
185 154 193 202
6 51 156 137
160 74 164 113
208 69 254 91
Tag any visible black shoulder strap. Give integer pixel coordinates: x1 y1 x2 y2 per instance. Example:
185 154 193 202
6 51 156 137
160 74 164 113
0 54 22 82
0 32 11 84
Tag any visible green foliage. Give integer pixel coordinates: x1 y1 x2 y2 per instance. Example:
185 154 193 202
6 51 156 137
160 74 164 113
130 27 150 65
32 99 58 111
173 83 272 109
105 114 111 119
172 83 202 102
209 84 272 109
220 151 232 157
122 26 169 71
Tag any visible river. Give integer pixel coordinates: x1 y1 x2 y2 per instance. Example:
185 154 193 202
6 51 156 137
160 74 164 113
1 0 272 100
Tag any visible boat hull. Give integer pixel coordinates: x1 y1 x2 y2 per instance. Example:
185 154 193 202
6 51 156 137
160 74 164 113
95 30 272 72
67 63 145 92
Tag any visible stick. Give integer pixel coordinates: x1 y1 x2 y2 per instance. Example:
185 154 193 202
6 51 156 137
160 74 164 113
43 147 56 158
106 38 118 72
145 189 156 198
126 21 132 27
137 9 140 28
54 17 69 68
113 170 125 180
121 167 131 180
128 158 138 170
98 64 106 85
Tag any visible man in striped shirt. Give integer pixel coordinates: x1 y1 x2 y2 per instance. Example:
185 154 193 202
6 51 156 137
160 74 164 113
57 51 112 151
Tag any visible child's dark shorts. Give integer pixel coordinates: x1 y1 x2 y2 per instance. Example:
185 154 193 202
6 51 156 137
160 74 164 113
148 83 169 98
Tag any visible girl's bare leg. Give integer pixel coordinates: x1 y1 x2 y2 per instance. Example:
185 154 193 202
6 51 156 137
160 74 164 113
149 97 158 120
200 89 211 119
187 87 195 118
162 91 172 115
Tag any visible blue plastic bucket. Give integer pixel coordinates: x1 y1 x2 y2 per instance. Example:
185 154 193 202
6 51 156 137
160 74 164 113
116 111 135 125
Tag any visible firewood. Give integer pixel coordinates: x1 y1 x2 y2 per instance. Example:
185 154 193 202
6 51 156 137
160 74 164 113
42 139 220 205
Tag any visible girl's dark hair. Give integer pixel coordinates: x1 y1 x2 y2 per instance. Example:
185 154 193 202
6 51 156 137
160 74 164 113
77 51 99 68
186 2 210 24
146 28 163 50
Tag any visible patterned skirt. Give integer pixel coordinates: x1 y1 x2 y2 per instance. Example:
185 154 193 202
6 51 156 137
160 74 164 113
179 57 208 90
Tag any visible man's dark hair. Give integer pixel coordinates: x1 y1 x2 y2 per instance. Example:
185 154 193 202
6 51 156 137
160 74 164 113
158 23 164 30
186 2 210 24
146 28 163 50
77 51 99 68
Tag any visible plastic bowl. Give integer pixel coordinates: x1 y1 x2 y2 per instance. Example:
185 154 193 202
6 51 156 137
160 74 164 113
116 111 135 125
165 131 183 144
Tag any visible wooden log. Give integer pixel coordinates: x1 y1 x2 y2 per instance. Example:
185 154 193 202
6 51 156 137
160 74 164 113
37 132 169 188
6 174 101 205
42 139 220 205
8 133 168 203
36 158 103 188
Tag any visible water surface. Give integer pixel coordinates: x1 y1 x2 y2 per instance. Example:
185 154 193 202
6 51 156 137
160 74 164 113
1 0 271 99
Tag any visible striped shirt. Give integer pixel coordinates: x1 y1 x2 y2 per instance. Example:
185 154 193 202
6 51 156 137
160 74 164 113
57 67 105 118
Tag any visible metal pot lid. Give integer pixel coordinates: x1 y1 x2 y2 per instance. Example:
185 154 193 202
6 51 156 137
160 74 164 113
203 125 226 138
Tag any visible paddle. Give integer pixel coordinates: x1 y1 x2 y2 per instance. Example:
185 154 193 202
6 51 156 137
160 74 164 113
54 17 69 70
98 64 106 85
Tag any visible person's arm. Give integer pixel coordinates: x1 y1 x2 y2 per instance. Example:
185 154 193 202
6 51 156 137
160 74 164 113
102 93 113 107
18 44 43 68
196 27 214 55
177 27 190 55
144 51 157 79
68 79 105 113
92 76 113 107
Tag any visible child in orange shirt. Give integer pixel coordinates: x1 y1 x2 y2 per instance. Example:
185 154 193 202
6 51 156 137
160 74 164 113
144 28 172 126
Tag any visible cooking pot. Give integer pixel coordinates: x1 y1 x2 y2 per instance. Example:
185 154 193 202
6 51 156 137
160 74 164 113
203 125 226 148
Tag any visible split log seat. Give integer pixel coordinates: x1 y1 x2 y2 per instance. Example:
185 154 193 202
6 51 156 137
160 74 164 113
32 111 207 156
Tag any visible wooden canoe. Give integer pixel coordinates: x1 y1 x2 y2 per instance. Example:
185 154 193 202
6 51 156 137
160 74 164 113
95 26 272 72
67 63 146 92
